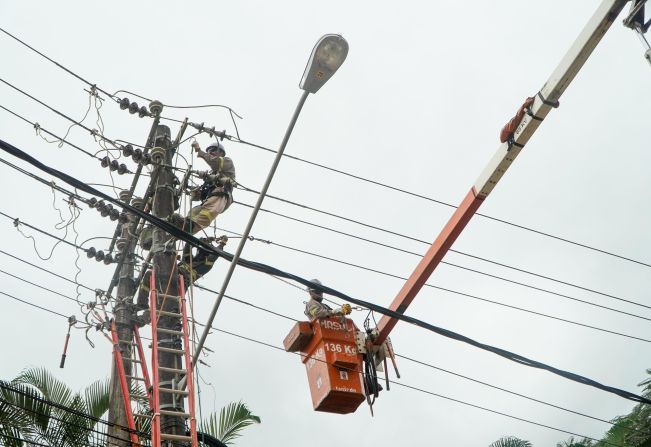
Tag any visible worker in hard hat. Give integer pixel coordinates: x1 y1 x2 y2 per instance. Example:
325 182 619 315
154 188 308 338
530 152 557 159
185 140 236 234
135 236 228 313
304 279 351 321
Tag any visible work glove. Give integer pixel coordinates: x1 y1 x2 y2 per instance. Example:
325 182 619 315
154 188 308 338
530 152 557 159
191 141 201 152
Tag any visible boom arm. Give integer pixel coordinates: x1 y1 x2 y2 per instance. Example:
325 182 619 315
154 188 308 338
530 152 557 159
374 0 629 345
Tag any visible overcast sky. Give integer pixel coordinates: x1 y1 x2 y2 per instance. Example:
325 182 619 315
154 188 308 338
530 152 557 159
1 1 651 446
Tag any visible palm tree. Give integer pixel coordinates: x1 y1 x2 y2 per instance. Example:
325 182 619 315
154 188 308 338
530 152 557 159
200 401 261 446
0 367 260 447
489 436 532 447
0 367 110 447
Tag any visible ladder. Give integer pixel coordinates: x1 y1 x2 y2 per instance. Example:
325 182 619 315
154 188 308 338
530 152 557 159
149 270 198 447
110 320 152 446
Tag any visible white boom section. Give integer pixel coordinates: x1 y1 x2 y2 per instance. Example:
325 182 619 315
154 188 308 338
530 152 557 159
474 0 628 199
375 0 629 345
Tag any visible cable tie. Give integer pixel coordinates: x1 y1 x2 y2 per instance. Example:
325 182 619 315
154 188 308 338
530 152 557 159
524 106 544 122
537 91 560 108
12 218 19 227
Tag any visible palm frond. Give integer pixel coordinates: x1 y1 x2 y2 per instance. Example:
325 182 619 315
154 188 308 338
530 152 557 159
83 379 110 420
13 367 73 407
489 436 532 447
200 401 260 446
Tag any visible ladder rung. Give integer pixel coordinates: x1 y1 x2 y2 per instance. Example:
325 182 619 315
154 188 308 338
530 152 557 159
122 358 142 363
159 366 186 374
134 413 151 419
156 310 182 318
125 375 145 381
157 293 181 300
160 433 192 442
157 346 185 355
160 409 191 418
158 387 189 396
118 340 136 345
157 328 184 336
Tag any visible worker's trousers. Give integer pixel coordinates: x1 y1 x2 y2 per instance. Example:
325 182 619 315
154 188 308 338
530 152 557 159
187 195 229 234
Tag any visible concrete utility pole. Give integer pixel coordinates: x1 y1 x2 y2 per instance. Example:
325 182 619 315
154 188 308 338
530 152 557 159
107 220 137 446
107 101 163 445
150 124 186 443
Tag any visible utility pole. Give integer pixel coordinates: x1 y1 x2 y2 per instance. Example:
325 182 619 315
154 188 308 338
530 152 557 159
107 214 137 446
150 124 186 443
107 101 163 446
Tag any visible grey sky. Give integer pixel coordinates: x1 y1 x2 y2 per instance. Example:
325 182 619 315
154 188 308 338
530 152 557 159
1 1 650 446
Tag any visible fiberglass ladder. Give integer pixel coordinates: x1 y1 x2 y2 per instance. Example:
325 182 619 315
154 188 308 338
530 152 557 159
110 320 152 446
149 271 198 447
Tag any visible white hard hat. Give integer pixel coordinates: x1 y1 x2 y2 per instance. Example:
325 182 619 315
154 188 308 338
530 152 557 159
307 278 322 293
206 142 225 155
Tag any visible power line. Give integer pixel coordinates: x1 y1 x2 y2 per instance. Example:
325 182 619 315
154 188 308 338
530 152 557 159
0 249 98 294
3 137 648 407
0 77 143 153
192 280 616 427
214 224 651 343
0 381 149 438
0 209 90 254
0 270 623 436
0 289 71 320
0 396 144 447
202 326 613 446
236 191 651 312
0 26 116 100
230 137 651 269
0 103 98 159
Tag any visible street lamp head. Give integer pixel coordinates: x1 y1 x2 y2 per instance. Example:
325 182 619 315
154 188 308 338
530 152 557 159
300 34 348 94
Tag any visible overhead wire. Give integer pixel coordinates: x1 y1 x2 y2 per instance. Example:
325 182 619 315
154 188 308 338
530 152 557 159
195 323 614 446
0 261 625 438
235 189 651 312
229 137 651 269
0 26 116 100
3 137 650 406
191 280 617 427
212 224 651 343
230 201 651 318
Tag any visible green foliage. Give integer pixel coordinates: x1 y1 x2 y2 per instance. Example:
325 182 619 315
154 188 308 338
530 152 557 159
489 436 533 447
1 366 261 447
200 401 261 446
0 367 110 447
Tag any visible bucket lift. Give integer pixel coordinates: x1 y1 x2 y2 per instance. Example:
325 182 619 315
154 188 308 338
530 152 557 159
283 316 399 415
285 0 645 415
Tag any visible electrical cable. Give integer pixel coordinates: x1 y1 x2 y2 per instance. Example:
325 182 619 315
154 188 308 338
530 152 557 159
233 200 651 321
0 26 116 100
196 324 614 446
0 289 72 320
235 192 651 313
0 381 149 438
0 268 86 306
0 209 89 253
0 77 143 153
0 268 624 435
231 137 651 269
0 268 624 439
211 224 651 342
191 280 617 427
0 249 101 294
2 137 649 406
0 396 146 447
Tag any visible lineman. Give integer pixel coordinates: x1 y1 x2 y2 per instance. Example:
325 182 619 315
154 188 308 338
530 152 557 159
136 236 228 311
304 278 351 321
186 140 236 234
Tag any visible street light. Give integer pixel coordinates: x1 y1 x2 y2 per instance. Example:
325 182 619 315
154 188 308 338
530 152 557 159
191 34 349 367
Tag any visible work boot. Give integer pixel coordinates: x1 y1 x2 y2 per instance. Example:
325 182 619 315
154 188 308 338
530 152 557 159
170 213 196 233
139 225 153 251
